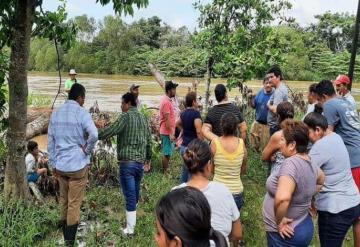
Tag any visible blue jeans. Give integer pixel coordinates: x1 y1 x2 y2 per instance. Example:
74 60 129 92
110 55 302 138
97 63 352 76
266 214 314 247
233 193 244 211
318 204 360 247
119 161 144 211
180 146 190 183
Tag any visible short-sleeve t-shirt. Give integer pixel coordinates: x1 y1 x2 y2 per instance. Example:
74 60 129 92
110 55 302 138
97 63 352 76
159 96 175 136
262 156 319 232
65 79 76 91
254 89 273 124
323 97 360 168
25 153 36 174
180 108 202 146
309 133 360 213
344 93 357 111
204 103 244 137
267 82 288 128
173 182 240 243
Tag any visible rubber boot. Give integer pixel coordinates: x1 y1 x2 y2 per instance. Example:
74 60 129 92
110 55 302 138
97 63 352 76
122 211 136 236
61 220 66 240
64 224 78 247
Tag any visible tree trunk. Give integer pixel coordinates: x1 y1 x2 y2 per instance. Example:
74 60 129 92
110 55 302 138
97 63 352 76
27 107 52 123
26 114 51 140
4 0 36 201
148 63 165 89
204 57 214 112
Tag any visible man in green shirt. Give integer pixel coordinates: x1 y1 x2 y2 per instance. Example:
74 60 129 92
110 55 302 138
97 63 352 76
65 69 77 93
98 92 152 236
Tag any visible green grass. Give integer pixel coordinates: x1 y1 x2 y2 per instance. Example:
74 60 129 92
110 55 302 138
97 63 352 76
27 93 51 107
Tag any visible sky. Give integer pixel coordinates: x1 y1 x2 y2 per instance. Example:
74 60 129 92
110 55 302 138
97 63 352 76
43 0 359 30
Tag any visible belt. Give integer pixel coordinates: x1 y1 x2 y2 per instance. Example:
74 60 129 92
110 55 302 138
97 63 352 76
256 120 267 125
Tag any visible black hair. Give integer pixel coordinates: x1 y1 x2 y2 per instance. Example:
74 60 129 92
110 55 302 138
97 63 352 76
309 83 317 93
185 92 197 107
156 187 227 247
68 83 86 101
314 103 323 114
281 119 309 153
221 112 238 136
303 112 328 131
27 141 38 152
267 65 283 80
122 92 137 107
277 101 294 124
183 139 211 174
214 84 227 102
315 80 336 97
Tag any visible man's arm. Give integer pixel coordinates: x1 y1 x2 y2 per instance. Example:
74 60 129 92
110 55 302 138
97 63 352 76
145 118 152 163
47 117 56 167
238 121 247 141
164 112 171 132
194 118 203 140
82 112 98 154
98 114 127 140
267 101 277 114
202 123 218 141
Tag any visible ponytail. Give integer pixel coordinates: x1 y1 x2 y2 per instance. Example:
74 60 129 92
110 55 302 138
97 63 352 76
209 228 228 247
183 139 211 175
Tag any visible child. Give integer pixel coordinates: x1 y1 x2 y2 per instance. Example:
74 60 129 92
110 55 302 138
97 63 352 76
26 141 47 183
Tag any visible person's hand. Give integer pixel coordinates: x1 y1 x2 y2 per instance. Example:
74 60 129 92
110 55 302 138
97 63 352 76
278 217 294 239
53 168 59 180
309 201 317 218
144 161 151 172
81 145 88 155
170 134 176 141
270 153 276 162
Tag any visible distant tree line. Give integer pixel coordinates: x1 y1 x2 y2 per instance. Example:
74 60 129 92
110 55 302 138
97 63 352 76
28 12 360 81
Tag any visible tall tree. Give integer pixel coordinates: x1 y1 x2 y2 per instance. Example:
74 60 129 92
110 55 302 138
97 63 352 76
0 0 149 201
194 0 292 109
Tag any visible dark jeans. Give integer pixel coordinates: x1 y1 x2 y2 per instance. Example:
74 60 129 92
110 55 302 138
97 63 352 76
119 161 144 211
180 146 189 183
318 204 360 247
266 214 314 247
233 193 244 211
269 125 280 136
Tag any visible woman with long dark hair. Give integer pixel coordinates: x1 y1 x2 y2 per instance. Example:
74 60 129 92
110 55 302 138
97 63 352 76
155 187 228 247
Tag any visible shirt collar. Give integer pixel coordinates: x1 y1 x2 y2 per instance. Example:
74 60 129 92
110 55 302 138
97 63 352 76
66 100 80 106
129 106 138 112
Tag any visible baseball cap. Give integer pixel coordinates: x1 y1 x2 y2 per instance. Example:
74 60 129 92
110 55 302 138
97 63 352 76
334 74 350 85
69 69 77 75
129 84 140 91
165 81 178 91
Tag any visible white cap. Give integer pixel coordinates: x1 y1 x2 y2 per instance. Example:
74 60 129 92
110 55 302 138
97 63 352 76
69 69 77 75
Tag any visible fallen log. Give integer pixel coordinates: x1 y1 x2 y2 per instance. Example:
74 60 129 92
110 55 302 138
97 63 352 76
27 108 52 123
26 114 50 140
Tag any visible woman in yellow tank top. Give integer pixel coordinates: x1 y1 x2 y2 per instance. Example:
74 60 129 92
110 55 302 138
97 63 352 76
210 112 248 211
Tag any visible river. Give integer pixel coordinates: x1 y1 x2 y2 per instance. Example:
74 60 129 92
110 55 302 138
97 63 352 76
28 72 360 112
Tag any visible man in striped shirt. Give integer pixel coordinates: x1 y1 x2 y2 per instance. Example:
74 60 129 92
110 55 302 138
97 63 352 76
48 83 98 246
98 92 152 236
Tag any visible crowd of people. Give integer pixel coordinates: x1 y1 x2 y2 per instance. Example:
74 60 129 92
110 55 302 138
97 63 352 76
24 66 360 246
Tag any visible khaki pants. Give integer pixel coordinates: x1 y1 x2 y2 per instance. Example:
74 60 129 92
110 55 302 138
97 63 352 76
250 121 270 152
57 166 88 226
